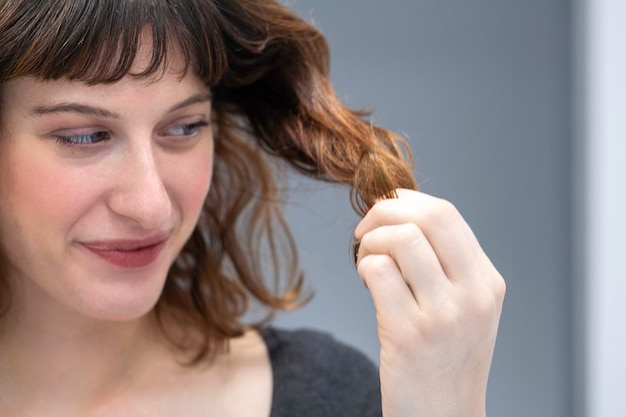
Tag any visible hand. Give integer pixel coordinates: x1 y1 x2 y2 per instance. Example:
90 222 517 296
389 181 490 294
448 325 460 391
355 189 505 417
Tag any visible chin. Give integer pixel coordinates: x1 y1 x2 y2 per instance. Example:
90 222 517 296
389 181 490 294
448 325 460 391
68 272 168 322
80 293 162 322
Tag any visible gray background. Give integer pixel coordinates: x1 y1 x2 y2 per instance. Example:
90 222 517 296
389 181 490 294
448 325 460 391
274 1 572 416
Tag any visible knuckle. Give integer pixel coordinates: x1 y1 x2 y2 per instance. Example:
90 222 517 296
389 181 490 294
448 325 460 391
483 264 507 303
392 222 424 246
493 274 507 301
473 292 498 316
366 199 389 218
357 254 396 279
491 280 507 312
465 283 504 321
425 198 461 226
435 287 499 328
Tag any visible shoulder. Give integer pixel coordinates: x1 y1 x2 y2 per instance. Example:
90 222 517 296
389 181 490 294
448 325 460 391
262 327 382 417
262 327 378 378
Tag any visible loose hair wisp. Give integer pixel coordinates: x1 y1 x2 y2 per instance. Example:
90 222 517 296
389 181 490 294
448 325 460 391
0 0 417 362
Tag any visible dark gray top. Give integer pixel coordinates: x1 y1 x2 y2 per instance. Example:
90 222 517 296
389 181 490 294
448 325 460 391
262 327 382 417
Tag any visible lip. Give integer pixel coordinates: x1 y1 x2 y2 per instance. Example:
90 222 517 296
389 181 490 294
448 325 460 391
80 233 170 269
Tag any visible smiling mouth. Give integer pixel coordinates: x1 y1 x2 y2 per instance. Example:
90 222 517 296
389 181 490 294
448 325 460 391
81 236 169 269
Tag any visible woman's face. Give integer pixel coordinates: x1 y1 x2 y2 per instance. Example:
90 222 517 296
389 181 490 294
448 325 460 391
0 47 214 322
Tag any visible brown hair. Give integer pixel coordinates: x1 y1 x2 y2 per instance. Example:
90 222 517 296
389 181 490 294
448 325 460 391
0 0 417 361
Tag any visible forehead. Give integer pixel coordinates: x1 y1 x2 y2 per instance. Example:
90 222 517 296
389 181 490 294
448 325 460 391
0 73 210 131
125 31 192 80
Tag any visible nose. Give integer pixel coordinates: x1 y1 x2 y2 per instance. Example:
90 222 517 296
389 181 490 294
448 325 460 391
108 143 173 230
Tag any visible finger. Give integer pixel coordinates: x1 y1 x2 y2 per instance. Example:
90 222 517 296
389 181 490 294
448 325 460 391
395 191 505 299
358 223 452 308
355 191 483 282
357 253 420 325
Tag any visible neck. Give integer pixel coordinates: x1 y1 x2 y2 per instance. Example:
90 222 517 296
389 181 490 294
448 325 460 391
0 295 166 411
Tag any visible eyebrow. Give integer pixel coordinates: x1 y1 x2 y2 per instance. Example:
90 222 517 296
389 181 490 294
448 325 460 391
168 93 212 112
31 103 120 119
30 93 212 118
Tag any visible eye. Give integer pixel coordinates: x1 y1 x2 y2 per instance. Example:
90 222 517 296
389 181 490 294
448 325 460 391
162 121 210 138
55 131 110 146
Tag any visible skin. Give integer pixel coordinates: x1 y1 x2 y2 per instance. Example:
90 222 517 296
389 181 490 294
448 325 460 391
0 36 503 417
0 40 272 417
356 189 506 417
0 75 212 323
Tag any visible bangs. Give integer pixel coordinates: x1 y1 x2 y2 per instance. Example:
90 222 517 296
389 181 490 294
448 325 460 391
0 0 228 85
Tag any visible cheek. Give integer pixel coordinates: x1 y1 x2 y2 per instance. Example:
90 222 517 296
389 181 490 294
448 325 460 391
165 146 214 222
0 146 104 278
0 149 93 235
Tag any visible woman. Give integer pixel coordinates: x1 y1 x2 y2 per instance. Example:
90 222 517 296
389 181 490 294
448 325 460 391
0 0 505 416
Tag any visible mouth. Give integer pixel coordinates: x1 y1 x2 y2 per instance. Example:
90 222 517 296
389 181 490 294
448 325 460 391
80 234 170 269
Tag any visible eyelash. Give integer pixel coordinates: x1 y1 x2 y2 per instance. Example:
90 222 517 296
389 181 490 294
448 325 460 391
55 131 109 146
54 121 210 146
166 121 209 137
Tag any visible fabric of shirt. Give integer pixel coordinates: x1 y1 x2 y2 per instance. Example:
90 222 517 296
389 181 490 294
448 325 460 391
262 327 383 417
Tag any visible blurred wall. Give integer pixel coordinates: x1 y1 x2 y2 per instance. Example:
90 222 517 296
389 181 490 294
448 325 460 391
274 1 573 416
575 0 626 416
